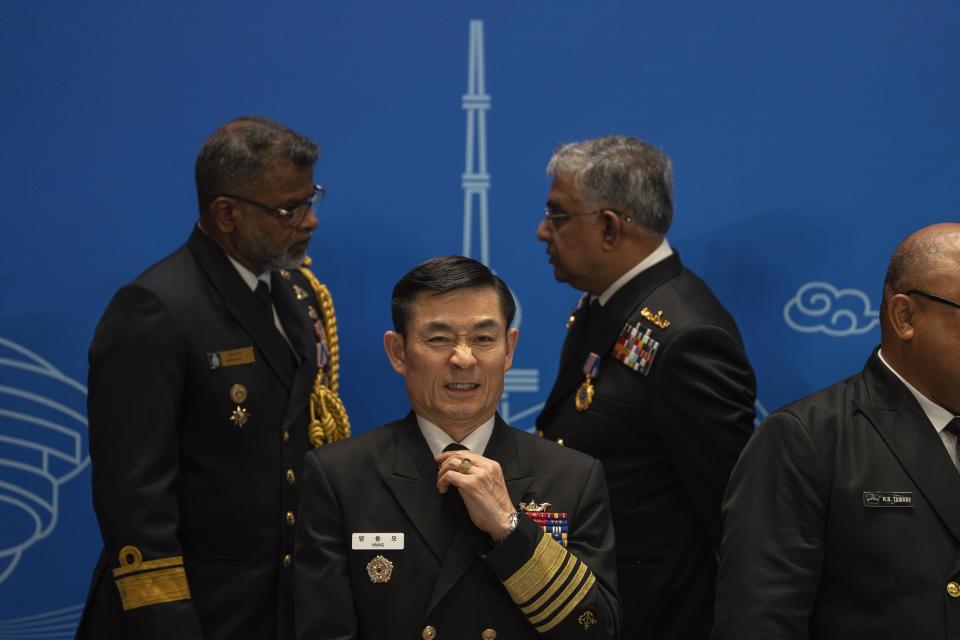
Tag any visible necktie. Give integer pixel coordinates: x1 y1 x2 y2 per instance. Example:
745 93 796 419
254 280 273 320
441 442 470 546
945 418 960 471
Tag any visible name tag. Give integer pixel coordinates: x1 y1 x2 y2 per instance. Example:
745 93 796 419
863 491 913 508
207 347 256 370
352 533 404 550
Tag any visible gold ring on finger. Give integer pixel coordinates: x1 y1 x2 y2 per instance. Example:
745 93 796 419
457 458 473 474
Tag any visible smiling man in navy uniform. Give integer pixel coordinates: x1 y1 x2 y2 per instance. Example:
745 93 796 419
714 223 960 639
295 256 620 639
535 135 756 639
77 116 349 640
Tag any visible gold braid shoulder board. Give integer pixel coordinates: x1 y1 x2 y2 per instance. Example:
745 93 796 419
298 257 350 447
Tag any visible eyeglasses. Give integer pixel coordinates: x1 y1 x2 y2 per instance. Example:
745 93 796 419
214 184 325 227
543 206 633 227
906 289 960 311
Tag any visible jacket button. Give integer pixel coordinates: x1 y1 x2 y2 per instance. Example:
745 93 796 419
286 511 296 526
947 582 960 598
556 438 565 446
481 629 497 639
535 430 544 438
282 554 292 568
286 469 296 485
421 626 436 640
283 430 290 443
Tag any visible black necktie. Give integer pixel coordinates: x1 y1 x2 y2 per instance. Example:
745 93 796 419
945 418 960 470
440 443 470 546
254 280 273 319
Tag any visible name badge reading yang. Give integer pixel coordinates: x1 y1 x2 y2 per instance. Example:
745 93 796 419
352 533 404 550
863 491 913 508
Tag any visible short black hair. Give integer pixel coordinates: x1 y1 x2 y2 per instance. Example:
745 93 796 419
391 256 517 335
195 115 319 213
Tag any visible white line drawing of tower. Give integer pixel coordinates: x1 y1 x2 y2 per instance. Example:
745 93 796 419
462 19 491 267
0 336 89 585
461 20 544 427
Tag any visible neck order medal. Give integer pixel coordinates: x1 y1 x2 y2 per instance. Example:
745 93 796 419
575 352 601 411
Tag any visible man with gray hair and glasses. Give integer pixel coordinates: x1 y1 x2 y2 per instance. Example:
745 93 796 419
535 135 756 639
715 223 960 639
76 116 349 640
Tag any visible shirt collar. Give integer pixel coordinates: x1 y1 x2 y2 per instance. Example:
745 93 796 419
596 238 673 306
226 254 271 293
416 414 496 457
877 349 956 433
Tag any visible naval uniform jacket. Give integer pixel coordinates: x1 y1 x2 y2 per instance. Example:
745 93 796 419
294 413 621 639
536 251 756 640
714 352 960 640
77 227 330 640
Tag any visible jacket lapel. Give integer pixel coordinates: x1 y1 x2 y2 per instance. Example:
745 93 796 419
272 271 317 430
539 252 684 419
855 352 960 544
187 227 296 387
380 415 449 562
424 416 534 616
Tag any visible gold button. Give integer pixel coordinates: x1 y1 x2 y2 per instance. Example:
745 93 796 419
282 554 292 568
481 629 497 640
283 430 290 443
947 582 960 598
556 438 565 446
421 626 436 640
286 469 296 485
286 511 296 527
535 430 544 438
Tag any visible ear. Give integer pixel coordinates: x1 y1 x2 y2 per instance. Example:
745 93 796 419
600 210 623 251
887 294 917 341
503 327 520 372
210 197 237 233
383 331 407 374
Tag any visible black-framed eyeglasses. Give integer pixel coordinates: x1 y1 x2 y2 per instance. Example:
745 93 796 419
213 184 325 227
906 289 960 311
543 206 633 227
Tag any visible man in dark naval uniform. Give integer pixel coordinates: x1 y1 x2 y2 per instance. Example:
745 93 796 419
714 223 960 640
77 116 350 640
534 135 756 639
295 256 621 639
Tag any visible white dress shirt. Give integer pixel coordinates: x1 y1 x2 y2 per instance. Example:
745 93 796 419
595 238 673 306
416 414 496 457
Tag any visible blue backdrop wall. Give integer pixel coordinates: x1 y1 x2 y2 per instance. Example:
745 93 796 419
2 1 958 633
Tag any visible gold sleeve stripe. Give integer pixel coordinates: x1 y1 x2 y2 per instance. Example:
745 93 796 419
527 560 589 625
112 556 185 578
520 553 575 614
115 566 191 611
535 572 596 633
502 534 566 604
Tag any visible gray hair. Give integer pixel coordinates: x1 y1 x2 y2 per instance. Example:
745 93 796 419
547 135 674 234
195 115 319 213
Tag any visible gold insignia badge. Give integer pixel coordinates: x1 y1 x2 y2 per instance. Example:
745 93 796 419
640 307 670 329
307 305 319 320
229 384 247 404
279 269 291 280
293 284 309 300
229 406 249 428
519 500 552 512
575 378 595 411
578 610 598 631
366 555 394 583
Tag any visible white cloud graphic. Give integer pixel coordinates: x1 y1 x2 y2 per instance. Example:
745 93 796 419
783 281 879 337
0 336 89 584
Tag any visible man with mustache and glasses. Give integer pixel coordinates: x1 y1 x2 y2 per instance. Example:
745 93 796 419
715 223 960 640
295 256 620 639
534 135 756 640
77 116 350 640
